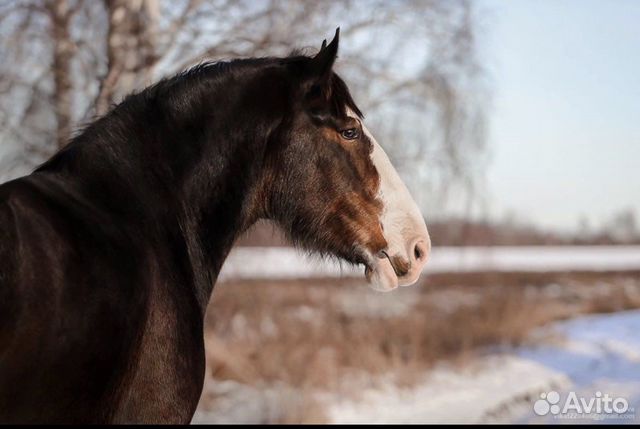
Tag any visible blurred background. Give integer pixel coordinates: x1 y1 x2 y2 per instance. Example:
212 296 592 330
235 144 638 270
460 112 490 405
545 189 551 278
1 0 639 423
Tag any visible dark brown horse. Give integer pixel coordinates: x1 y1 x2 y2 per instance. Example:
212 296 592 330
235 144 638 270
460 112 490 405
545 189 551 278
0 29 429 423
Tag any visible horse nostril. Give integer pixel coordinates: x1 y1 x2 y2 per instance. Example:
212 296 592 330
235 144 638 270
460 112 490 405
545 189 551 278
412 240 429 263
414 245 422 261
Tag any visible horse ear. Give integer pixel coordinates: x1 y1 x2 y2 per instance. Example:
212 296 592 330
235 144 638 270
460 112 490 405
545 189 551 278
307 28 339 82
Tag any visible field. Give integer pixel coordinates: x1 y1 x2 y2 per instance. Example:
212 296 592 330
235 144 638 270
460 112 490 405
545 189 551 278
194 270 640 423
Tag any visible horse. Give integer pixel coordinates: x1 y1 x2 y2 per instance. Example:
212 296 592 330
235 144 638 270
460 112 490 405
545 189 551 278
0 29 430 423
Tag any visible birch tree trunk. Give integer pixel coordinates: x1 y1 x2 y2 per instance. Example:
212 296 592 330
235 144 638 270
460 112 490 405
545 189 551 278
96 0 159 115
46 0 74 148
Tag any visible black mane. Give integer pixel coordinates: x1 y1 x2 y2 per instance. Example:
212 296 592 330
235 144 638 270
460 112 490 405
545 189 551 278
145 55 363 118
38 54 362 178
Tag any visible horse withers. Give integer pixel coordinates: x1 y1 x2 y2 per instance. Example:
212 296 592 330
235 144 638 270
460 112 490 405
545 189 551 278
0 29 430 423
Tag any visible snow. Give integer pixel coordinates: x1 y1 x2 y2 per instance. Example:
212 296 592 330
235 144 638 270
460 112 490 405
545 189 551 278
429 245 640 273
192 310 640 424
327 356 570 423
519 310 640 386
219 246 640 280
192 380 301 424
515 310 640 423
328 310 640 424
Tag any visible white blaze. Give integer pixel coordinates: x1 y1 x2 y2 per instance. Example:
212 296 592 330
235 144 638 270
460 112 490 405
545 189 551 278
367 126 429 258
350 110 431 291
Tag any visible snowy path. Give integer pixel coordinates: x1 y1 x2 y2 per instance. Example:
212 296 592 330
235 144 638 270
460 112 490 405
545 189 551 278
328 310 640 423
326 356 570 423
192 310 640 424
515 310 640 423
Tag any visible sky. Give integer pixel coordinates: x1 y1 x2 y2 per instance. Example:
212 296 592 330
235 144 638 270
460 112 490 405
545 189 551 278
480 0 640 231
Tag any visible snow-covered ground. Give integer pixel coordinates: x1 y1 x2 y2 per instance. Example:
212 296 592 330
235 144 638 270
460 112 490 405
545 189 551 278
328 310 640 424
219 246 640 280
326 356 570 423
194 309 640 423
515 310 640 423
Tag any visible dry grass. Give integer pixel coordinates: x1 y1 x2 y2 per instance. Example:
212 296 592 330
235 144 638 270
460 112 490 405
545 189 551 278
203 271 640 386
198 271 640 422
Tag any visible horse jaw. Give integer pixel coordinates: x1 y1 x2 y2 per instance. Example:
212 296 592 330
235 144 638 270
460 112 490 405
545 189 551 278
365 255 399 292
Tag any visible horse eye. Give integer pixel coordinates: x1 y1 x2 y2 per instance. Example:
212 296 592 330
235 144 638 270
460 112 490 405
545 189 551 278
340 128 360 140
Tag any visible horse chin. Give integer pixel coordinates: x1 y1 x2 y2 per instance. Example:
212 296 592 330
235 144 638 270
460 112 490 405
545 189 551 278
364 257 399 292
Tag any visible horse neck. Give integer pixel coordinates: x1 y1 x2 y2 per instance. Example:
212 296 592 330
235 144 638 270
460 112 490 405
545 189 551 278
37 71 280 311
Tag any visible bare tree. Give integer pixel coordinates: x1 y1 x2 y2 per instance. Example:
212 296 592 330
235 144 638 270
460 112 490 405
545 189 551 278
45 0 76 148
602 209 639 244
0 0 488 212
95 0 160 115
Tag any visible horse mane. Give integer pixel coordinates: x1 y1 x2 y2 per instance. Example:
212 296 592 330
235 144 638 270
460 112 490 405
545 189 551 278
36 52 362 176
146 54 363 118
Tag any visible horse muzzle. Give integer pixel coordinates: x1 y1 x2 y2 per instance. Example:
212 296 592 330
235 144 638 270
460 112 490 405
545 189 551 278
365 233 431 292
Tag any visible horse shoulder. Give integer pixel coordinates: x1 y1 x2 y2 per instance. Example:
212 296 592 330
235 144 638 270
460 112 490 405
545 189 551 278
0 175 206 423
0 176 151 422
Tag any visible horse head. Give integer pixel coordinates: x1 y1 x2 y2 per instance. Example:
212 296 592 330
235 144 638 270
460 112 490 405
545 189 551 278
263 29 430 291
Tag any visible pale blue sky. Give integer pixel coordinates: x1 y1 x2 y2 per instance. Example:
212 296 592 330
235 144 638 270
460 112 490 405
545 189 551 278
481 0 640 230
